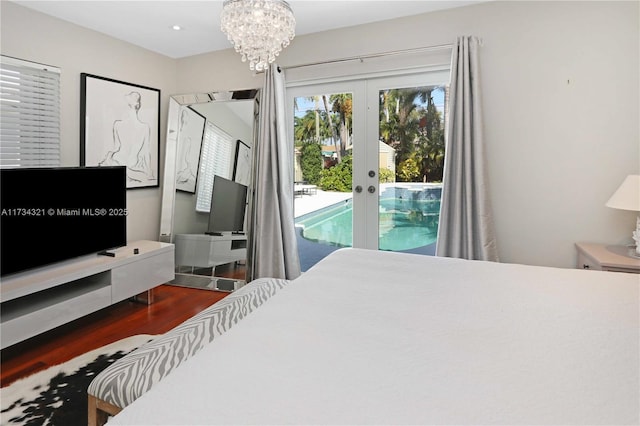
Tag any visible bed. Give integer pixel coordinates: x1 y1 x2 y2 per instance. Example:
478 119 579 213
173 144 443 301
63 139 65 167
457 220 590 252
103 248 639 425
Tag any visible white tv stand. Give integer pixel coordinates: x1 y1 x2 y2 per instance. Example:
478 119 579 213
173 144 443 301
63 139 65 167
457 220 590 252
0 240 174 349
174 233 247 270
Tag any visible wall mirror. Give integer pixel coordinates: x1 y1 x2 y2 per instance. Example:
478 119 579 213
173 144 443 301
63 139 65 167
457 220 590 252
159 89 259 291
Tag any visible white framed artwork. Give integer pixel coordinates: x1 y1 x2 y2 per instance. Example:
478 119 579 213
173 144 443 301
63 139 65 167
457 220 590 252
232 139 251 186
175 106 206 193
80 73 160 189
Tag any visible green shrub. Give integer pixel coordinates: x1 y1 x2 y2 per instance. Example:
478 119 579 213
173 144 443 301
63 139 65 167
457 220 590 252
397 155 421 182
300 142 323 185
319 155 352 192
378 167 395 183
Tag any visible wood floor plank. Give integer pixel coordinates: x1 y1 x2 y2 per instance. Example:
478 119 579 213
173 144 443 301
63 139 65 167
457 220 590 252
0 284 229 388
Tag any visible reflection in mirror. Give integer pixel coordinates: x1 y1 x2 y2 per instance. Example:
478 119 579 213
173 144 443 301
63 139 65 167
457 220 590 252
159 89 259 292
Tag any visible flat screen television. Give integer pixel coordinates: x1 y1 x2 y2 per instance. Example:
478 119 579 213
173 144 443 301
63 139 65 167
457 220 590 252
0 166 127 276
206 175 248 236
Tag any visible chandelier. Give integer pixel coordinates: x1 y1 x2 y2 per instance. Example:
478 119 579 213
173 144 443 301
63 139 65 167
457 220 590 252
220 0 296 72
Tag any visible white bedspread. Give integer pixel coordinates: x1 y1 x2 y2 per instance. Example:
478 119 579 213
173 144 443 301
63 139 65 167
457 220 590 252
109 248 639 425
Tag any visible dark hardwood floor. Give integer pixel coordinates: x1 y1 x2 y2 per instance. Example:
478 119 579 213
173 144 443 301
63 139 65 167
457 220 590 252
0 263 246 388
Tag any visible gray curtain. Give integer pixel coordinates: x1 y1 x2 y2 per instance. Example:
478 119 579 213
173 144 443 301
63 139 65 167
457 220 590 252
436 36 499 261
246 64 301 281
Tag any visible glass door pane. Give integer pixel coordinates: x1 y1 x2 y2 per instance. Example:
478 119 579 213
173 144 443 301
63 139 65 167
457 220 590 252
366 74 448 254
289 85 359 271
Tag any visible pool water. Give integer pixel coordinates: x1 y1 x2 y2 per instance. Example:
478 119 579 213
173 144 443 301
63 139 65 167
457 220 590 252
296 196 440 251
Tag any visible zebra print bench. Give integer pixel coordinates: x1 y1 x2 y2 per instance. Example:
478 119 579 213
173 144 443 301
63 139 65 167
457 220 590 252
87 277 290 426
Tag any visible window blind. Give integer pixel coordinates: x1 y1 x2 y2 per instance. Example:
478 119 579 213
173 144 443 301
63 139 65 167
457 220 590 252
0 56 61 168
195 121 234 212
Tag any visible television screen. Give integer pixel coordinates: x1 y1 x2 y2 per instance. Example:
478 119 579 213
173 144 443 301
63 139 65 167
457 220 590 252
206 175 248 235
0 166 127 276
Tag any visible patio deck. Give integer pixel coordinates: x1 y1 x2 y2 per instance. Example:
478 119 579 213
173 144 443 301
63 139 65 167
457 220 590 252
294 188 352 218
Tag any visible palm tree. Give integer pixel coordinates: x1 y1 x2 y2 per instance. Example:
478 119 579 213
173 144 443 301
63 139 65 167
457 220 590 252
416 131 445 182
320 95 341 163
415 88 445 182
378 87 447 183
379 88 425 176
295 110 333 145
329 93 352 161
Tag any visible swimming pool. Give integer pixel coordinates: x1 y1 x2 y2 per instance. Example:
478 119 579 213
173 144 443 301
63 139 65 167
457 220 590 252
295 185 441 251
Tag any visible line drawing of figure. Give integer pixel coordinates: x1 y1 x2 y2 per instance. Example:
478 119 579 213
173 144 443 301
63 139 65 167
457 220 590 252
176 108 197 190
99 91 155 183
235 142 251 186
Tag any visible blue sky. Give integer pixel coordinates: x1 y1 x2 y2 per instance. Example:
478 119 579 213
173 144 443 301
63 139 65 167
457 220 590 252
294 86 445 118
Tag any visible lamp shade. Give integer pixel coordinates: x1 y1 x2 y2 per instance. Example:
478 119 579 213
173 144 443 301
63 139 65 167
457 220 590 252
605 175 640 211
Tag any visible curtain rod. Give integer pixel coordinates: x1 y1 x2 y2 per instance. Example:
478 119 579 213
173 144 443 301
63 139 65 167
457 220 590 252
282 43 453 71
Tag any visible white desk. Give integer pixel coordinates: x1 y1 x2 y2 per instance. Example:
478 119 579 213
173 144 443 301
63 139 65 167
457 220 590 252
175 233 247 269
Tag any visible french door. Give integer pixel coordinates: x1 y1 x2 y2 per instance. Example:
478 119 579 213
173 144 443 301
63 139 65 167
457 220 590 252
288 69 448 267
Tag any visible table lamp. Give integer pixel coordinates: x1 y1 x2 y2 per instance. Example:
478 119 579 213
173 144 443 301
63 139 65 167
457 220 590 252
605 174 640 257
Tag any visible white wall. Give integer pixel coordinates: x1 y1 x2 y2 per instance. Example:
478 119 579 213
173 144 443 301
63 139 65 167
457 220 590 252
1 1 177 242
179 0 639 268
175 49 261 95
2 1 638 269
286 1 639 268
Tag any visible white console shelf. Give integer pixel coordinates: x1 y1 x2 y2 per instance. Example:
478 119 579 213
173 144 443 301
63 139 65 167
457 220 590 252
175 233 247 269
0 240 174 349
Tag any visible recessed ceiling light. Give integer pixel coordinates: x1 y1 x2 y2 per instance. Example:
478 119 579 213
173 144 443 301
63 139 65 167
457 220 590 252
172 25 183 31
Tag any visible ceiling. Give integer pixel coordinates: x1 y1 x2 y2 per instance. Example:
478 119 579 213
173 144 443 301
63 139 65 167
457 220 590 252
12 1 485 59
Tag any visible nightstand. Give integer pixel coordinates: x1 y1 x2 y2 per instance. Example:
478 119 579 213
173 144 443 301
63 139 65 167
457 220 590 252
575 242 640 274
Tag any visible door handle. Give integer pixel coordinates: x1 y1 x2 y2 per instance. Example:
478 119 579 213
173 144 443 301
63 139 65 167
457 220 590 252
368 185 375 194
355 185 363 193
